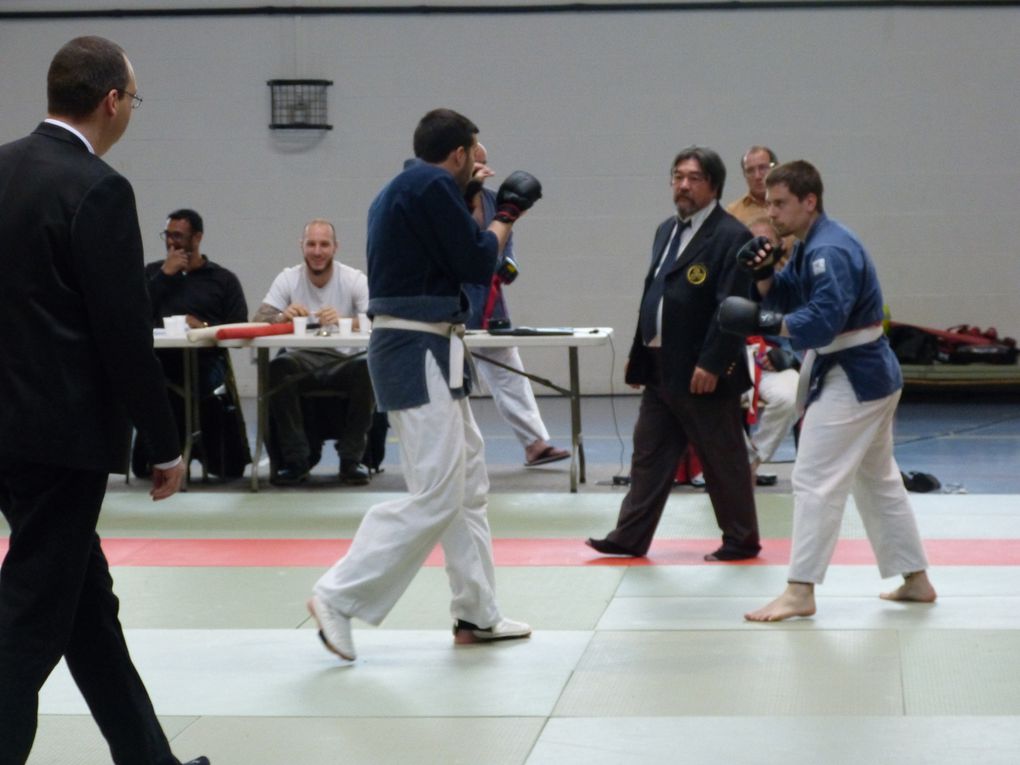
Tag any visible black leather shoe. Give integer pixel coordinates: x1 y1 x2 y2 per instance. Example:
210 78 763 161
339 459 370 486
756 473 778 487
703 546 760 562
271 463 309 486
183 758 210 765
585 537 643 557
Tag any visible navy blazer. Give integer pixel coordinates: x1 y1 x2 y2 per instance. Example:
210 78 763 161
626 203 753 397
0 122 179 471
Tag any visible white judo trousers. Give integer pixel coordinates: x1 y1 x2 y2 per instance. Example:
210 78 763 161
788 366 929 584
314 353 502 628
751 368 800 464
473 346 549 448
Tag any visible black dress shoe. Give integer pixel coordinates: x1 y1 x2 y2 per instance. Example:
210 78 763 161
756 473 778 487
703 546 760 562
339 459 370 486
182 758 210 765
585 537 643 557
271 463 309 486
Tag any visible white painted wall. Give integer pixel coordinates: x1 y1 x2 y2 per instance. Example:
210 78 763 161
1 4 1017 395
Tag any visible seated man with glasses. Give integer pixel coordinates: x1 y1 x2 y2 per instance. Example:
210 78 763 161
132 208 250 478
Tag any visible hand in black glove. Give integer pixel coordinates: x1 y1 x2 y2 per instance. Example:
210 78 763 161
494 171 542 224
718 296 784 337
463 178 484 207
766 346 800 372
736 236 777 281
496 254 520 285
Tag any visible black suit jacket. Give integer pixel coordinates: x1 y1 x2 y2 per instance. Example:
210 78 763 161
626 203 753 397
0 122 179 472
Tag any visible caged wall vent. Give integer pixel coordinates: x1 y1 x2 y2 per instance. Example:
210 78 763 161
267 79 333 130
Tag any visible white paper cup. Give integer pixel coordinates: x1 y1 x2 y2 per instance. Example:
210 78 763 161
292 316 308 334
338 317 353 336
164 316 187 335
357 312 371 333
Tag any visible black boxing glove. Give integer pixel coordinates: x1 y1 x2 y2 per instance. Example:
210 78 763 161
736 236 776 281
766 346 800 372
718 296 784 337
494 171 542 223
496 253 520 285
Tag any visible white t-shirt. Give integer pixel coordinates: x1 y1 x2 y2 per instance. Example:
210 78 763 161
262 261 368 316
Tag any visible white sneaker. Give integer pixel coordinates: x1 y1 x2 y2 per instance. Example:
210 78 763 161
453 617 532 644
307 595 356 660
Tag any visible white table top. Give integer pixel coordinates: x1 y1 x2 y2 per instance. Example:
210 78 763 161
246 327 614 350
153 331 215 348
154 327 614 352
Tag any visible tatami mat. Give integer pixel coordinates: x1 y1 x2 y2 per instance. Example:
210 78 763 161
171 717 545 765
11 393 1020 764
900 630 1020 714
109 566 625 630
527 717 1020 765
553 630 904 717
40 629 591 718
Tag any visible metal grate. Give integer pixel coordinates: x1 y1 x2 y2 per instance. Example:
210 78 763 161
267 79 333 130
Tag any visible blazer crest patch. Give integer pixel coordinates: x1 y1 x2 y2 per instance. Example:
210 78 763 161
686 263 708 285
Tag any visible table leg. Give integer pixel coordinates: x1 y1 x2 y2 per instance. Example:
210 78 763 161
568 346 585 493
191 348 208 483
250 348 269 492
181 348 194 489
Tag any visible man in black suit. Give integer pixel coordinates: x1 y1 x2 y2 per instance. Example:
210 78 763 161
587 146 760 561
0 37 208 765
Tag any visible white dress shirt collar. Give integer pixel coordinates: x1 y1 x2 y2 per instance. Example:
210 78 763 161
44 118 95 155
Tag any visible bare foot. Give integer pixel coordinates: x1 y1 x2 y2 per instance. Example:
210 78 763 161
745 583 816 622
880 571 937 603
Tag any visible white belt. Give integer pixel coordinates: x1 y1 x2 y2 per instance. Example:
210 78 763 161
371 315 467 389
795 323 884 413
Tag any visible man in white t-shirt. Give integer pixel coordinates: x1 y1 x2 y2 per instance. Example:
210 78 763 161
253 219 373 485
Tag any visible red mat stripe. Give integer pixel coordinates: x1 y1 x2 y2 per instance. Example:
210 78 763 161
3 538 1020 567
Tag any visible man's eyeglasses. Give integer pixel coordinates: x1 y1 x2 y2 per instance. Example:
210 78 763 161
159 230 187 243
120 90 143 110
744 162 776 176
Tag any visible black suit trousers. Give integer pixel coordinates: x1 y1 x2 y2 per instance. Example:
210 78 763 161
0 462 177 765
607 371 760 557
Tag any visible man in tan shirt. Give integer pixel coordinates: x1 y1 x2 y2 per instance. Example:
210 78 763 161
726 144 777 225
726 144 795 253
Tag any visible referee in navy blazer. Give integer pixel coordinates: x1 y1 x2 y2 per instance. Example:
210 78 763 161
588 146 761 562
0 37 208 765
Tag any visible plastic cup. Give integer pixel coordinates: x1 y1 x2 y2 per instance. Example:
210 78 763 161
292 316 308 334
164 316 186 335
338 317 353 335
357 312 371 333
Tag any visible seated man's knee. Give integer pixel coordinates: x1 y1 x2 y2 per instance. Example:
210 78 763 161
269 354 303 384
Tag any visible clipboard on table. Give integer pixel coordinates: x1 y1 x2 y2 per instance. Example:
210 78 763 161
487 326 576 337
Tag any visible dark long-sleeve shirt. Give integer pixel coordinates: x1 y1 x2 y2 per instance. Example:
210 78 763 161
145 256 248 326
